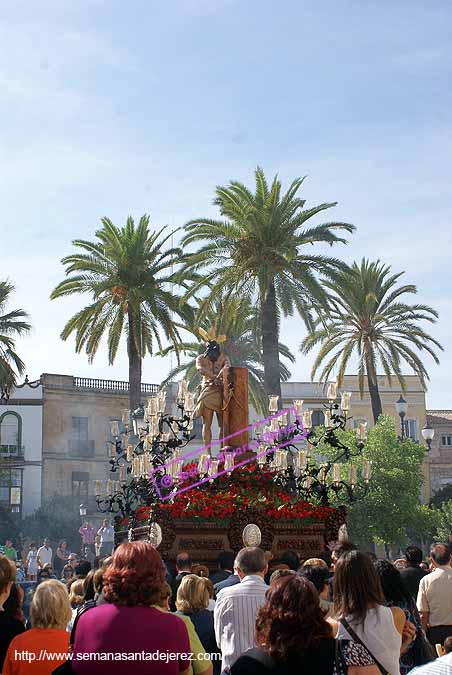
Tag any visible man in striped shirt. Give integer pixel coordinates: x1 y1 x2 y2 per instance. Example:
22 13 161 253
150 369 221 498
214 547 268 671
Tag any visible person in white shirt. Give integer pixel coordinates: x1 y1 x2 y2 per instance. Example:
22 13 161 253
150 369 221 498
417 543 452 647
408 652 452 674
97 519 114 557
37 538 53 568
214 547 268 671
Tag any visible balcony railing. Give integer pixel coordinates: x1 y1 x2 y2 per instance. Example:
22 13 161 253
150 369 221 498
0 445 24 457
68 439 95 458
73 377 159 394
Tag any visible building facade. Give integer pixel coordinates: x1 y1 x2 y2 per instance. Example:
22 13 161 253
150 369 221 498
426 410 452 496
0 377 43 517
36 372 431 512
40 373 158 514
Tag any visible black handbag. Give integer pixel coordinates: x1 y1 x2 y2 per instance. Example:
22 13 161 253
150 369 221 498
412 629 436 666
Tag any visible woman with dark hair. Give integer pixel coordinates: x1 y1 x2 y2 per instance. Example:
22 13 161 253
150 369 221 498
0 557 26 671
374 559 423 674
3 583 26 626
72 541 191 674
54 540 69 577
231 575 380 674
334 551 415 675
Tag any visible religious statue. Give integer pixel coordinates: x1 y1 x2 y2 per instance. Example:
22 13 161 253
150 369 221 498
194 327 230 453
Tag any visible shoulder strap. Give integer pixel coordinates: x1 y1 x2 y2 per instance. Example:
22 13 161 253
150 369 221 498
69 603 95 648
340 618 390 675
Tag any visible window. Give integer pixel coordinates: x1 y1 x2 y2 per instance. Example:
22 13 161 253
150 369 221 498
72 417 89 441
0 412 22 455
0 469 22 514
72 471 89 496
441 435 452 447
69 417 94 457
406 419 418 441
311 410 324 427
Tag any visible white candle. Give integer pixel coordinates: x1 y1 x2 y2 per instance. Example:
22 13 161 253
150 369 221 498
327 382 337 401
106 479 113 495
297 450 307 471
318 465 327 483
126 445 134 462
184 392 195 413
198 454 209 476
302 410 312 430
158 391 166 414
341 391 351 412
324 410 332 427
349 465 358 487
122 409 130 426
224 452 235 473
95 480 102 497
268 395 279 413
333 463 341 484
178 379 188 401
208 459 220 478
293 400 304 418
357 421 368 441
147 397 158 416
109 443 116 458
119 465 126 482
110 420 120 437
363 459 371 482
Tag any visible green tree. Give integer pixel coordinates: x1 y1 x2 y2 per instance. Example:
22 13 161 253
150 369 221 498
180 167 354 404
0 280 31 391
160 294 295 414
20 496 83 553
435 501 452 542
430 483 452 509
313 415 426 547
51 216 191 410
301 259 442 423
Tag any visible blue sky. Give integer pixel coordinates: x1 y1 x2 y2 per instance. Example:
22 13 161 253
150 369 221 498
1 0 451 408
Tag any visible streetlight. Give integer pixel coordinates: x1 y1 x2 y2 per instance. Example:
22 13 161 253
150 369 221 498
132 406 147 437
421 423 435 452
79 504 87 555
395 395 408 439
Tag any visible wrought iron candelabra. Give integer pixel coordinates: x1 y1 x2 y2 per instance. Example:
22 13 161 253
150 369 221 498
96 380 372 517
96 383 195 517
253 390 371 506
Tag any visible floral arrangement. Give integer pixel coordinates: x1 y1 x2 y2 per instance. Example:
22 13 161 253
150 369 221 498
129 461 335 527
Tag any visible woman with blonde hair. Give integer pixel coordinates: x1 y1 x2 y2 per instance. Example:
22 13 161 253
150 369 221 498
177 574 221 674
67 578 85 630
3 579 72 674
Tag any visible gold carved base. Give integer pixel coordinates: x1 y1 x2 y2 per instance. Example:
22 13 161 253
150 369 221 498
115 505 346 569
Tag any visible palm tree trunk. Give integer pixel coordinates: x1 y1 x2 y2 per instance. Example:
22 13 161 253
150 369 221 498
260 280 282 405
365 354 383 424
127 307 142 411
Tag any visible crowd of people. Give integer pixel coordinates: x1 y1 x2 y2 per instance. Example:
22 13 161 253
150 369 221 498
1 537 452 674
0 520 115 584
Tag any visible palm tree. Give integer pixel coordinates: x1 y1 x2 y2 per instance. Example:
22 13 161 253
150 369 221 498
51 216 192 410
301 258 443 423
0 281 31 391
160 294 295 414
180 167 354 403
